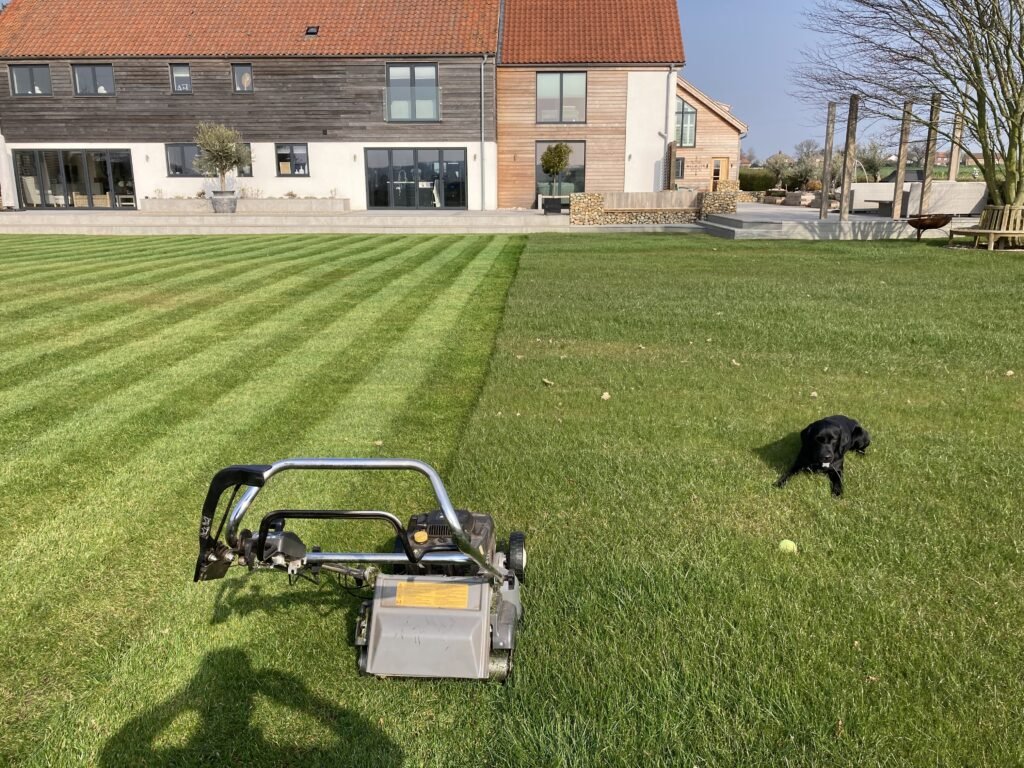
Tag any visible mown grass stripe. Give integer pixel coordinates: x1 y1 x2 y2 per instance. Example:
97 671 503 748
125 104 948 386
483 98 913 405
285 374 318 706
0 237 448 459
6 239 509 765
0 235 171 271
0 236 385 381
0 235 287 312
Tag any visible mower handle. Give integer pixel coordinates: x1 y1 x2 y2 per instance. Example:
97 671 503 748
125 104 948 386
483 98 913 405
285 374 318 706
208 458 500 579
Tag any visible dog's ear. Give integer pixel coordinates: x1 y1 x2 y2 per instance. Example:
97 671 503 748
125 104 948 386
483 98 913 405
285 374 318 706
852 425 870 451
837 424 852 455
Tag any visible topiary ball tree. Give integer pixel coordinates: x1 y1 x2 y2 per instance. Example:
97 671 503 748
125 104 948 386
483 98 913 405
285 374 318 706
540 142 572 195
194 122 251 194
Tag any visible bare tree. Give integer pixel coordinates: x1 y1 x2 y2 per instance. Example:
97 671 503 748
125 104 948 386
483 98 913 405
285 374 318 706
795 0 1024 205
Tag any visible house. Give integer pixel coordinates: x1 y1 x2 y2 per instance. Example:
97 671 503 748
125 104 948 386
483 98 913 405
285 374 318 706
496 0 685 209
669 77 747 192
0 0 501 211
0 0 691 213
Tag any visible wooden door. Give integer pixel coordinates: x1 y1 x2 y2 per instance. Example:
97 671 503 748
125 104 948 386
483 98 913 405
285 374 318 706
712 157 729 191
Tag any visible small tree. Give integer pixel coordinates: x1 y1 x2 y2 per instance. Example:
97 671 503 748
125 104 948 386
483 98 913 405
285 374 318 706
857 140 887 182
540 143 572 195
194 122 250 193
764 151 794 189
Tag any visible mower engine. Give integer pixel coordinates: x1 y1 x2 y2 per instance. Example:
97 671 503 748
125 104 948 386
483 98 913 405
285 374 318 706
193 458 525 681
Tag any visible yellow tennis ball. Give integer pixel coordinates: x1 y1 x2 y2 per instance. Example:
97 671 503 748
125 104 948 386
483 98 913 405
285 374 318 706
779 539 799 554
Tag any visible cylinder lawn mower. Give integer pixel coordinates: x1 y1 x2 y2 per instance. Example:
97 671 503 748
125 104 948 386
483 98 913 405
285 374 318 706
193 458 525 681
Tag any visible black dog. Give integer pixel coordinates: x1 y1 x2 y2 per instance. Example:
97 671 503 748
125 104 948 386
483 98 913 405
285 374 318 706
775 415 870 497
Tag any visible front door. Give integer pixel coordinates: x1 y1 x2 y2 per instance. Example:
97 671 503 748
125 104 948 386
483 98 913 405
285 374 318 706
712 157 730 192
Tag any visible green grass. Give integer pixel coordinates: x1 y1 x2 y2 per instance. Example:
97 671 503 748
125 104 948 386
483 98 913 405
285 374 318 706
1 233 1022 766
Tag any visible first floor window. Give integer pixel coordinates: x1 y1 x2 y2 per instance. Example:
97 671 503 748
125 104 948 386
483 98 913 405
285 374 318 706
170 64 192 94
166 142 252 177
276 143 309 176
387 64 439 121
535 141 585 198
11 64 51 96
73 64 115 95
536 72 586 123
232 63 254 92
676 97 696 147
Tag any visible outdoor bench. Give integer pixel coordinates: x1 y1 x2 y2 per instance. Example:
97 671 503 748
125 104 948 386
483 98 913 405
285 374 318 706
949 204 1024 250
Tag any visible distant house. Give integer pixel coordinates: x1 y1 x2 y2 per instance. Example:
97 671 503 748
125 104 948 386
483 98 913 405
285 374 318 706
496 0 684 209
669 77 747 192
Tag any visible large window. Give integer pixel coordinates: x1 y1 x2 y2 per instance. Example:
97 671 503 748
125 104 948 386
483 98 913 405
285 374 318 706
365 147 466 209
73 64 115 96
10 65 51 96
386 64 439 121
276 143 309 176
167 143 251 177
232 64 254 93
170 64 192 94
536 72 586 123
676 97 696 147
535 141 585 198
13 148 135 209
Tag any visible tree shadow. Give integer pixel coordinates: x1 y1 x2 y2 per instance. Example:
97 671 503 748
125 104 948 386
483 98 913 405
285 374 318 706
753 431 801 475
99 647 402 768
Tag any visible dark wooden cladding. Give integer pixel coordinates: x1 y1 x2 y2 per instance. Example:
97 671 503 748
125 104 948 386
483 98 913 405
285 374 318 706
0 57 496 142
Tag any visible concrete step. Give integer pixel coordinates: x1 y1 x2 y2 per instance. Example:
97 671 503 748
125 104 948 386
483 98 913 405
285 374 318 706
705 214 786 230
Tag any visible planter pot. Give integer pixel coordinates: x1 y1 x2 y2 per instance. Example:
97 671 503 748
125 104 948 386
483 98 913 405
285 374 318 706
542 197 563 215
210 191 237 214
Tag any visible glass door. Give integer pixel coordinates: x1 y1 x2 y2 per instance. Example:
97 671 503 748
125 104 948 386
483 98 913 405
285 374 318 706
87 151 112 208
442 150 466 208
391 149 417 208
108 151 136 208
64 151 90 208
365 148 467 209
14 151 43 208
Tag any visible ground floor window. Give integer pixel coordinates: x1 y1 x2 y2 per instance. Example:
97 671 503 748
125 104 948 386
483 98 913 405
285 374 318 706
365 147 467 209
535 141 585 199
13 148 135 209
276 143 309 176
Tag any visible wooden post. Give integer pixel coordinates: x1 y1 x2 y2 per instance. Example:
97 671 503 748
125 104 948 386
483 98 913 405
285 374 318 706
892 100 913 219
839 94 859 222
920 93 941 215
948 111 964 183
820 101 837 220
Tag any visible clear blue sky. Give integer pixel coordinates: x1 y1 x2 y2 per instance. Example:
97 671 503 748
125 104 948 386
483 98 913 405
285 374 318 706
677 0 820 161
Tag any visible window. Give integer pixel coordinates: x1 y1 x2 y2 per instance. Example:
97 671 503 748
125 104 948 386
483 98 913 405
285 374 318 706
674 157 686 180
10 65 51 96
166 143 202 176
386 64 439 121
536 72 586 123
73 64 115 96
276 143 309 176
170 64 192 94
535 141 585 198
676 97 696 147
166 142 252 177
232 64 254 93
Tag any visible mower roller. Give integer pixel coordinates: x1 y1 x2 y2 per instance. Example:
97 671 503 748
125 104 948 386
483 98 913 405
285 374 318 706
193 458 525 681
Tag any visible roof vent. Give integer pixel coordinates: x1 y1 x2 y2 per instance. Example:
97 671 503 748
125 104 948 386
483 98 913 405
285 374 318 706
305 26 320 37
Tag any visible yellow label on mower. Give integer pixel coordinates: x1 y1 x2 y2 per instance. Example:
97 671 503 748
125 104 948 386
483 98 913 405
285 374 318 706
395 582 471 610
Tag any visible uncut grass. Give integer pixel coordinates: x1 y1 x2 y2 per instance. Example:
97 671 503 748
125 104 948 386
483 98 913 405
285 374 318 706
1 235 522 766
446 234 1024 767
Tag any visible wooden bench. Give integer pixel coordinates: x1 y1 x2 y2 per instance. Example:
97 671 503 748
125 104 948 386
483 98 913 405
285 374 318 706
949 205 1024 250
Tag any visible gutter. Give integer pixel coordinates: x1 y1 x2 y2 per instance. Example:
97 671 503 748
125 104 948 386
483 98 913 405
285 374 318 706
480 53 487 210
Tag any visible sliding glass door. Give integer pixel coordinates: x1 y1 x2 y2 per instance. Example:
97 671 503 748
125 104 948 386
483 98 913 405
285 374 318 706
365 148 467 209
12 149 135 209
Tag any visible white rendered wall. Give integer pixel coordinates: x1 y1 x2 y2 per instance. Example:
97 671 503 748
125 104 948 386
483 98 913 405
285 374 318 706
4 141 498 211
0 133 19 208
624 70 675 192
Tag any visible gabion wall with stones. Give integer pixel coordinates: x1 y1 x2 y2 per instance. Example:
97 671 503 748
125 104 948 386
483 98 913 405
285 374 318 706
718 179 741 193
700 191 739 217
736 191 764 203
570 193 700 225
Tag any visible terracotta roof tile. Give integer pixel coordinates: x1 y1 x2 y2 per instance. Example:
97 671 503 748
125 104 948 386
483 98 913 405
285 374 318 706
0 0 500 58
501 0 684 65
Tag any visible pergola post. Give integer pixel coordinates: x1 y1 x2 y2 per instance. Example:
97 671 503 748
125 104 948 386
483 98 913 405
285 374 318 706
948 111 964 183
820 101 837 220
920 93 941 215
839 94 859 222
891 100 913 219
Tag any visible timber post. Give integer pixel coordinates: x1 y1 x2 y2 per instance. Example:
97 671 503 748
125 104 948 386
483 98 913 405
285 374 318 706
948 111 964 183
921 93 941 215
820 101 837 220
892 100 913 219
839 94 859 222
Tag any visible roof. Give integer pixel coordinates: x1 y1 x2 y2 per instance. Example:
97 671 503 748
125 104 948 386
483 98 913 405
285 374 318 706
0 0 500 58
501 0 684 65
677 77 748 136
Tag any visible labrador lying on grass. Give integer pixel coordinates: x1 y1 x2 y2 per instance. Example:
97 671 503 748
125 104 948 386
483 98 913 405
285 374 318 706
775 415 870 497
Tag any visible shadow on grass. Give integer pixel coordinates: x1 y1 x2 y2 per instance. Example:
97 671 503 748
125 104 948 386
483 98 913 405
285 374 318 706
99 648 401 768
210 573 366 630
753 431 801 475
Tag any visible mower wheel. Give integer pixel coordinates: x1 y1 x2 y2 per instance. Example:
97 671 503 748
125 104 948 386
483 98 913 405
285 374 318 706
508 531 526 583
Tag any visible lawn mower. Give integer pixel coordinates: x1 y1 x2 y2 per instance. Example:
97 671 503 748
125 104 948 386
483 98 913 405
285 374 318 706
193 458 525 681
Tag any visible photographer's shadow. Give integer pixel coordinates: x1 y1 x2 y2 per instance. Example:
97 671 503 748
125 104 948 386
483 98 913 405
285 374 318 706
99 647 401 767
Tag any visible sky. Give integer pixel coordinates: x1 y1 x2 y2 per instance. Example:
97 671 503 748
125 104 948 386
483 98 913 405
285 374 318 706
677 0 821 161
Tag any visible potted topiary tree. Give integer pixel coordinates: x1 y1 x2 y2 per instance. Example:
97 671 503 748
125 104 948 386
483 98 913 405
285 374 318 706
540 142 572 214
194 122 251 213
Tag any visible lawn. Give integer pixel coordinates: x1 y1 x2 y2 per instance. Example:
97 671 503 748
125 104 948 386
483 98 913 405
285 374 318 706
1 233 1022 766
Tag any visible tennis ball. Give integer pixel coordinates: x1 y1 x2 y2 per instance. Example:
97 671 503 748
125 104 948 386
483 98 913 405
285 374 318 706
779 539 799 554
